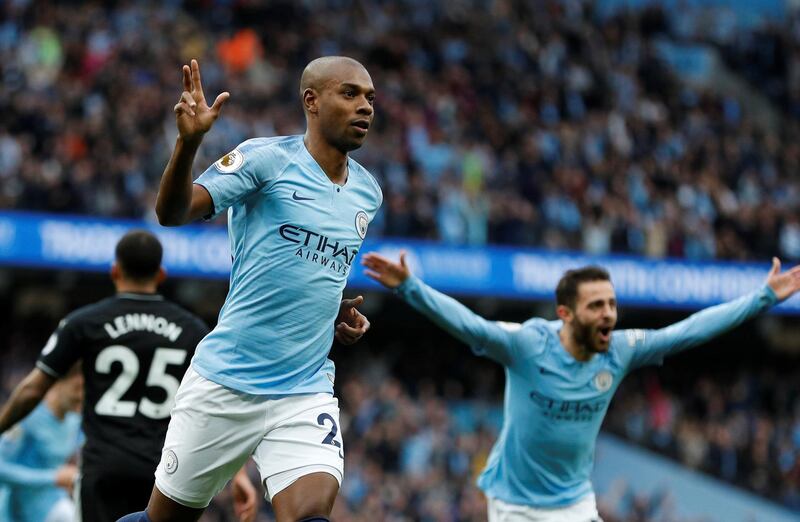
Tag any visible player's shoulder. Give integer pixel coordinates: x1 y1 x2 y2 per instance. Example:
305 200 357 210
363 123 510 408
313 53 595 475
520 317 560 337
62 296 120 325
348 157 383 205
239 135 302 152
236 135 303 167
608 328 649 364
611 328 648 349
500 318 553 350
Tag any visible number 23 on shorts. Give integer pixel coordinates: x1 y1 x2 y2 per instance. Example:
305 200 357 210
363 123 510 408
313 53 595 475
317 413 343 459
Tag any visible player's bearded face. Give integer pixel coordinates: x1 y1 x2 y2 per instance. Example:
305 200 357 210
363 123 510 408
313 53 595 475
572 282 617 353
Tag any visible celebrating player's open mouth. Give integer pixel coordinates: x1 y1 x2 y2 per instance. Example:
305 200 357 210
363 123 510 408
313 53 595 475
596 324 612 346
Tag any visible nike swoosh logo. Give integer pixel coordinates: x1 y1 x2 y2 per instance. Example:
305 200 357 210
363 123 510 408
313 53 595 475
292 191 315 201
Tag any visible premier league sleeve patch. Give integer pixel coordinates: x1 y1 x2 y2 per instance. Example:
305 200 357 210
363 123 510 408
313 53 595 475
214 149 244 174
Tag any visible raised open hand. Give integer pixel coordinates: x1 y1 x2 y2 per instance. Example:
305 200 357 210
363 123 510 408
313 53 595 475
173 59 230 144
766 257 800 302
361 251 411 289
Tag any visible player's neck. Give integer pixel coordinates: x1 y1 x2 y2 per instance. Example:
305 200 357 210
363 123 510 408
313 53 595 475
559 326 593 362
304 133 348 185
115 281 158 295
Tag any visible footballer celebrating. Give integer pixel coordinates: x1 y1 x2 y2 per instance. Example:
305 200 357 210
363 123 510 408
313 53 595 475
119 56 381 522
363 252 800 522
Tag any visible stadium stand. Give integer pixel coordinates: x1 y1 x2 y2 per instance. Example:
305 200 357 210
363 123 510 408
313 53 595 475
1 1 798 260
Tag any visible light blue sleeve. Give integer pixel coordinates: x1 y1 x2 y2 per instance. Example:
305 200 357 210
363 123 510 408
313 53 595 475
395 276 531 366
194 139 285 218
0 428 56 488
620 285 778 370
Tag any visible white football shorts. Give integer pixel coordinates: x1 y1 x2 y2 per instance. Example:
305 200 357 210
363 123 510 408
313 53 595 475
154 367 344 508
488 494 602 522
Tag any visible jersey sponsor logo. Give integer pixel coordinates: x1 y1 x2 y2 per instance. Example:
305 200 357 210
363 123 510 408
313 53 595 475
103 314 184 342
214 149 244 174
163 449 178 474
626 329 646 347
593 370 613 392
279 224 358 275
355 210 368 239
529 390 608 422
292 191 315 201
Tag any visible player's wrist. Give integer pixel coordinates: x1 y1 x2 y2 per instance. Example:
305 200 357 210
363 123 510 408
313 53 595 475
763 283 779 304
394 274 416 293
177 134 203 150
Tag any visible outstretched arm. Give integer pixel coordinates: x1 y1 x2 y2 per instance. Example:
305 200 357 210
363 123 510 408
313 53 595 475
362 252 523 365
627 258 800 368
0 369 54 435
157 59 230 226
0 457 76 490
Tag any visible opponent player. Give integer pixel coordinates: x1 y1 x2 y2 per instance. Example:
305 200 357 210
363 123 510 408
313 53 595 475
0 231 255 522
118 56 380 522
362 252 800 521
0 368 82 522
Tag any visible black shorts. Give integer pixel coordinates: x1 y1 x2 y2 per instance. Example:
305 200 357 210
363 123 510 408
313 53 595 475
78 469 154 522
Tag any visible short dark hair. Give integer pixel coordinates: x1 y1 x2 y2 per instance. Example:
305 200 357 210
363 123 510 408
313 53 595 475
555 266 611 309
115 230 163 281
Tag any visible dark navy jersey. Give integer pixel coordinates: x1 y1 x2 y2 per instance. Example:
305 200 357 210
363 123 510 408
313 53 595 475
37 293 208 476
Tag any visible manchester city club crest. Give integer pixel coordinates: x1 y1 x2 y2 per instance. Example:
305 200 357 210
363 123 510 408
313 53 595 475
355 211 368 239
593 370 613 392
164 449 179 474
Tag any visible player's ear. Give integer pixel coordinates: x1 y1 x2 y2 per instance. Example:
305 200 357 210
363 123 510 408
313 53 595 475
556 304 573 322
156 267 167 286
303 88 319 115
110 262 121 283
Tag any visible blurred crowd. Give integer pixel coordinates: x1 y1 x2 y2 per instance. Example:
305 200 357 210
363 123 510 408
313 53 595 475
1 0 799 261
330 370 703 522
606 364 800 511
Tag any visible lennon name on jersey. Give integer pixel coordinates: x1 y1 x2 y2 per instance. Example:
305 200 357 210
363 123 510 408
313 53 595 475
103 314 184 342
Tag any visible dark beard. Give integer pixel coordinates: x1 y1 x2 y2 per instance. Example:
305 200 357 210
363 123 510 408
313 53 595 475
571 317 598 353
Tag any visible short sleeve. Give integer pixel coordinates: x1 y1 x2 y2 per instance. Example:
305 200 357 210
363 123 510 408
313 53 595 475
194 139 285 218
36 317 82 378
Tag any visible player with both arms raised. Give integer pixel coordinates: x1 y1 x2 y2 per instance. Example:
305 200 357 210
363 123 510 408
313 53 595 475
362 251 800 522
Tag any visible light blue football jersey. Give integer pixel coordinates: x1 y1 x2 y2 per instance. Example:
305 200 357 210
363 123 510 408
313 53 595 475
395 276 777 507
0 403 82 522
193 135 382 395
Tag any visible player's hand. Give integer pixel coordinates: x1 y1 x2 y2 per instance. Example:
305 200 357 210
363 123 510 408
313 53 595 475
54 463 77 491
232 468 258 522
766 257 800 302
174 59 230 145
361 251 411 289
335 296 370 345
